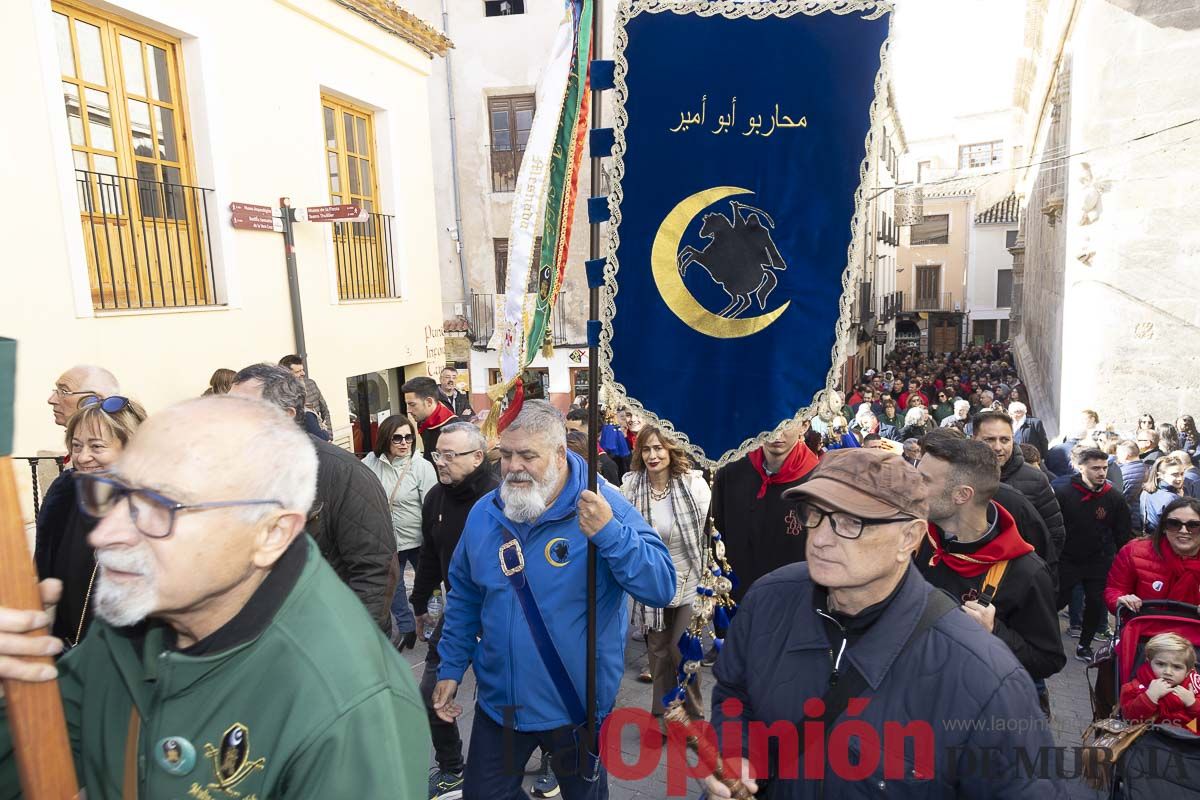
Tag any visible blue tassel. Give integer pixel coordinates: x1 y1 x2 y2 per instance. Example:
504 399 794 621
727 603 738 622
713 637 724 653
728 570 740 591
662 686 685 707
714 605 731 630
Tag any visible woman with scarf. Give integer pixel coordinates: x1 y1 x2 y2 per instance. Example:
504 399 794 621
621 425 711 723
1107 496 1200 614
362 414 438 649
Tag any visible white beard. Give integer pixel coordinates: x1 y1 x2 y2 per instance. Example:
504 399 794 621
92 546 159 628
500 460 561 523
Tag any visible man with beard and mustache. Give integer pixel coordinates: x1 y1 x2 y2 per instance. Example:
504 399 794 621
431 401 674 799
0 396 429 797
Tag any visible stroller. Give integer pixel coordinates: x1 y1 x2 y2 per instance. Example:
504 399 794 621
1086 599 1200 798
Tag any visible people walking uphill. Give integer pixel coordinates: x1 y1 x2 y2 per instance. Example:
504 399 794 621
1140 454 1188 533
973 410 1067 565
706 448 1061 799
1053 447 1132 663
231 364 395 632
620 425 711 726
279 354 332 433
432 401 674 800
405 376 458 463
362 413 438 651
411 421 497 800
915 434 1065 685
0 397 430 798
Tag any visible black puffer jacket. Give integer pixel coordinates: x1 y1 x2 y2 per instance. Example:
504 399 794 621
410 462 498 616
306 437 395 631
1000 447 1066 564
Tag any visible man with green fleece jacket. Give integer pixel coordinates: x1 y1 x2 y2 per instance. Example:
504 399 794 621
0 396 428 799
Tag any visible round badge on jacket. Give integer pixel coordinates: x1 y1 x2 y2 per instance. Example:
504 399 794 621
155 736 197 776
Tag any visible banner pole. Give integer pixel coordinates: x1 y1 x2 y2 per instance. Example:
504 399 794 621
585 0 602 767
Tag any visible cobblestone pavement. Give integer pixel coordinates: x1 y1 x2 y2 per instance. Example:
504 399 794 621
398 578 1111 799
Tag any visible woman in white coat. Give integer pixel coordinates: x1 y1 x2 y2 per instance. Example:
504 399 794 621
363 413 438 649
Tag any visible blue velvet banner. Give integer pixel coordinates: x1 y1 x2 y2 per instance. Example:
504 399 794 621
604 2 889 463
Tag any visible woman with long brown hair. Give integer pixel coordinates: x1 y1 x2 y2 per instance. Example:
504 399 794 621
620 424 711 724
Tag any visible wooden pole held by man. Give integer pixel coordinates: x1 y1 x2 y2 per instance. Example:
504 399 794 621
0 338 80 799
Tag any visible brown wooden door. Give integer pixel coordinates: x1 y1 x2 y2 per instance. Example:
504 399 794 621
931 319 957 354
916 266 941 310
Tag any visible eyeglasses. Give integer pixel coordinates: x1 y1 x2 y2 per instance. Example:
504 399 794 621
80 395 130 413
53 386 97 399
431 449 481 464
390 433 416 444
796 501 915 540
74 472 284 539
1163 518 1200 534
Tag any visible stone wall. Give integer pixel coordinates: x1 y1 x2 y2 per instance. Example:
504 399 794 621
1016 0 1200 435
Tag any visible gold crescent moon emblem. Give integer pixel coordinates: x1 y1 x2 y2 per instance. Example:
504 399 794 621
651 186 791 339
544 537 570 567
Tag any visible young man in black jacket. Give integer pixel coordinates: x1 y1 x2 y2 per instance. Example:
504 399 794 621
411 422 498 800
1052 447 1133 662
915 435 1065 698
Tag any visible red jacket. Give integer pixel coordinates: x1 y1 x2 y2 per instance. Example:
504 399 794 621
1120 661 1200 728
898 391 929 410
1105 537 1200 614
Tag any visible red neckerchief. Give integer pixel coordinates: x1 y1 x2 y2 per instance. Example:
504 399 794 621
746 444 818 499
1132 662 1200 723
418 402 455 433
925 502 1033 578
1071 476 1112 502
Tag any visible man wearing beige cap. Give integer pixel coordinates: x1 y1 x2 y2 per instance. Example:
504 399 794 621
705 449 1060 799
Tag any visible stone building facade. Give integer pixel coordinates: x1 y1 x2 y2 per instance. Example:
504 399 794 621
1011 0 1200 438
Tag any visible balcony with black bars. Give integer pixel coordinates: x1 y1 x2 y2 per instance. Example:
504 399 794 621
75 169 218 310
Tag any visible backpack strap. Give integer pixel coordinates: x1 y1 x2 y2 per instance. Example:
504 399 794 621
979 560 1010 606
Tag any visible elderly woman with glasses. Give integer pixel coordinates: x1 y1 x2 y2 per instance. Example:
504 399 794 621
35 395 146 649
1107 497 1200 613
362 414 437 650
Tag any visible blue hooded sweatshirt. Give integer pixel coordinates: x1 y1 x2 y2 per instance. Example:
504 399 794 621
438 450 675 731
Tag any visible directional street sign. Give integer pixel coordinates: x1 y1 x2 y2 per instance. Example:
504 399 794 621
229 201 281 232
302 204 366 222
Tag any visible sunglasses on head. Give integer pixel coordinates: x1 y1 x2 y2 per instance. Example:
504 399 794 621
79 395 130 414
1163 518 1200 534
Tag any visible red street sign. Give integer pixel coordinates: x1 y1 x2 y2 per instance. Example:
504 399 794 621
229 202 273 215
305 204 364 222
231 214 278 232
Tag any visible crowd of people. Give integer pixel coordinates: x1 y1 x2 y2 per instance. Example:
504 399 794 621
3 342 1199 799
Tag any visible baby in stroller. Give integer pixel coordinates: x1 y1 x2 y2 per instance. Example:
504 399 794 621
1119 632 1200 729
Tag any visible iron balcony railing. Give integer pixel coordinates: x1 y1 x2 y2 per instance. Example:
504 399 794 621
489 147 527 193
75 169 218 310
902 292 953 313
470 291 570 349
332 212 399 301
17 456 66 518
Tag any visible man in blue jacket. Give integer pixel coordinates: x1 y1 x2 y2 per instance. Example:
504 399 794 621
706 449 1061 799
432 400 675 799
